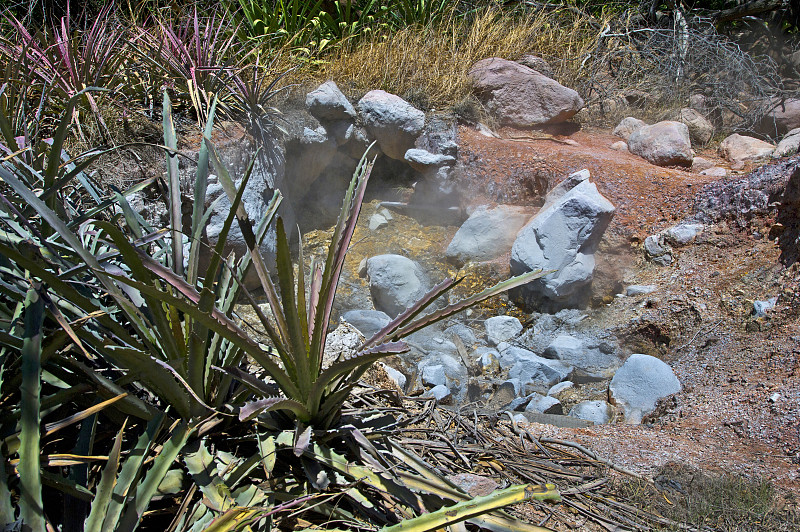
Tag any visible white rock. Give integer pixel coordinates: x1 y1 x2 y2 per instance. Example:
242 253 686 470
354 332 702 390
525 393 563 414
569 400 612 424
306 81 356 122
484 316 523 346
446 205 533 266
609 354 681 423
774 127 800 158
358 90 425 160
511 175 615 310
626 285 657 296
365 254 429 317
613 117 647 141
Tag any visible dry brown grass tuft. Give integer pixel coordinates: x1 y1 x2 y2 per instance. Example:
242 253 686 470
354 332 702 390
305 6 608 112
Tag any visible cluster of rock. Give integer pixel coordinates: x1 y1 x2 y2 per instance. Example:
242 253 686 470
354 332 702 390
610 103 800 172
336 304 681 425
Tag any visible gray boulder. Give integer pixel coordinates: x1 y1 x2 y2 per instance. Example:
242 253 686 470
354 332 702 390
364 254 430 317
718 134 774 163
418 354 467 392
542 335 621 378
341 309 391 339
691 156 714 172
468 58 584 127
628 121 693 167
612 117 646 141
664 223 703 246
446 205 533 266
525 393 563 415
625 285 657 296
774 128 800 158
306 81 356 122
761 98 800 135
358 90 425 160
500 344 572 389
485 316 523 346
423 384 452 403
569 400 612 424
609 354 681 423
511 174 615 310
404 148 455 173
542 169 590 210
205 148 285 288
644 234 673 266
675 108 714 145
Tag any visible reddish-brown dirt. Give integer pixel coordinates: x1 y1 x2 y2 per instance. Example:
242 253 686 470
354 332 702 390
456 124 800 495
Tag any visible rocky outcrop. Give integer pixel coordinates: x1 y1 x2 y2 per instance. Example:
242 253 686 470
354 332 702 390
511 170 615 310
718 134 774 163
627 121 693 167
445 205 532 266
468 58 584 127
363 254 430 317
608 354 681 423
358 90 425 160
693 155 798 228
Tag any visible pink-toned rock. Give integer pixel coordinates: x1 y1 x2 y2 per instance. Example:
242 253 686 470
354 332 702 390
700 167 727 177
627 121 693 167
610 140 629 151
613 117 646 141
468 58 584 127
675 108 714 145
691 156 714 172
718 134 774 163
760 98 800 135
446 473 499 497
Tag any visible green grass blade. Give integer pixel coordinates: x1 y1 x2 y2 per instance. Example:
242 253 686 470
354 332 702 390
19 286 46 532
84 420 127 532
379 484 560 532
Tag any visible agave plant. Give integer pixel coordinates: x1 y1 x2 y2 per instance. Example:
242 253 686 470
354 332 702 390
208 142 549 432
135 8 244 125
1 5 125 140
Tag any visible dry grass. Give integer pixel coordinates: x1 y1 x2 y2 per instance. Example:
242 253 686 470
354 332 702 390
305 6 608 113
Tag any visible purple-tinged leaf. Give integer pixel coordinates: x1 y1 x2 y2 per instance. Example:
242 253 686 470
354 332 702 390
239 397 310 422
294 425 312 457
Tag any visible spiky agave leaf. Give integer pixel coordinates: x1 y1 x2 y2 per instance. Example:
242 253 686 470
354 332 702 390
239 396 311 422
